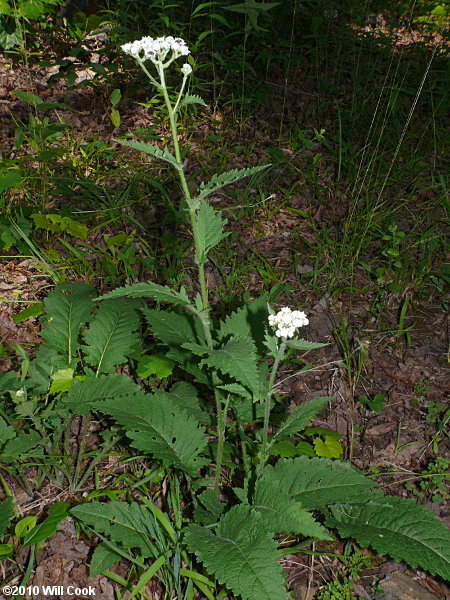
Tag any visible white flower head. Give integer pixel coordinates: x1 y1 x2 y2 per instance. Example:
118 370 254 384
181 63 192 76
121 35 190 64
268 306 309 339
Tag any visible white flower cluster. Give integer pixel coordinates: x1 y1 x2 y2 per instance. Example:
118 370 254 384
121 35 190 63
268 307 309 339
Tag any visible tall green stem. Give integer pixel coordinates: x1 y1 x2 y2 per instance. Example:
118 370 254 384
257 340 286 477
156 63 225 488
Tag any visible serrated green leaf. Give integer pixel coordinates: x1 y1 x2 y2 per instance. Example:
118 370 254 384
83 298 141 373
96 390 208 475
286 338 328 351
196 164 270 202
193 489 226 526
63 374 142 415
24 502 69 546
184 504 288 600
168 381 209 423
143 308 209 385
326 496 450 581
49 368 74 394
27 345 68 394
263 457 379 509
0 416 17 445
220 296 269 354
115 139 178 168
0 169 21 192
0 498 14 537
194 200 228 264
41 283 94 364
270 440 315 458
252 475 332 539
273 397 329 441
177 94 207 110
200 336 259 394
313 436 343 458
97 282 192 307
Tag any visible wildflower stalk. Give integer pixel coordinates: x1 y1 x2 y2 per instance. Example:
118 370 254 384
257 340 286 477
126 38 226 487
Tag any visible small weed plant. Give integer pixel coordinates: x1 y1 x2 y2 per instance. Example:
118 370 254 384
1 34 449 599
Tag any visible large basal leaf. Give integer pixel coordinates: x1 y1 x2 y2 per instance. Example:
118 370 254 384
196 165 270 202
0 497 14 537
71 501 160 558
62 373 143 415
252 474 331 539
200 336 259 395
273 396 330 441
194 199 228 265
40 283 94 363
326 496 450 581
115 139 178 168
96 390 208 475
184 504 289 600
97 282 192 308
220 296 269 354
263 457 379 509
83 298 141 373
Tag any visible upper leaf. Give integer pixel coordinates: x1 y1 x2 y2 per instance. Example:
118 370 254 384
286 338 328 351
220 296 269 354
200 336 259 395
96 283 192 308
273 396 330 441
96 390 208 475
184 504 289 600
115 139 178 168
177 94 207 111
196 165 270 202
326 496 450 581
262 457 379 508
194 200 228 265
83 298 141 373
40 283 94 364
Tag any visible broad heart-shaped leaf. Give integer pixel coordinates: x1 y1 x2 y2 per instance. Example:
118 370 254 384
177 94 207 111
114 139 178 168
194 200 228 265
62 373 142 415
200 336 259 395
184 504 289 600
83 298 141 373
263 457 379 509
71 501 162 558
96 282 192 308
314 435 343 458
326 496 450 582
143 308 209 385
273 397 330 441
40 283 94 364
0 497 14 537
96 389 208 475
220 296 269 355
286 338 328 351
196 164 270 202
251 474 331 540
